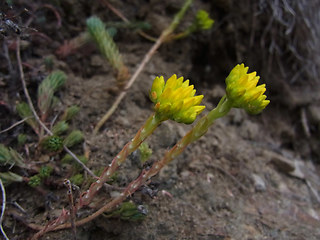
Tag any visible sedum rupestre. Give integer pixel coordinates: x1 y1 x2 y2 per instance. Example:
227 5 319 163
150 74 205 124
194 10 214 30
225 64 270 114
32 63 270 237
80 74 205 207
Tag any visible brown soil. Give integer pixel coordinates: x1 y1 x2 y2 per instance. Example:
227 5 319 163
1 1 320 240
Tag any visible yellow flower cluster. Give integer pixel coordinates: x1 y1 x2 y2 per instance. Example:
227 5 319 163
150 74 205 124
225 64 270 114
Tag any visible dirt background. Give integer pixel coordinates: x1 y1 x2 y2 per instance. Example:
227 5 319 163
1 0 320 239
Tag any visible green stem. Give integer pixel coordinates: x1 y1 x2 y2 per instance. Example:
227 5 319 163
207 95 233 125
169 24 197 41
146 95 233 173
162 0 193 39
80 113 162 206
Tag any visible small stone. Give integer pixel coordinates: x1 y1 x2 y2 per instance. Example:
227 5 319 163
265 150 295 173
239 120 260 140
110 191 121 198
308 105 320 123
154 121 178 148
180 170 191 178
266 150 305 179
251 173 266 192
90 54 105 67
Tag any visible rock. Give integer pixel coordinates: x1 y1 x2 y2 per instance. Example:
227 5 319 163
308 105 320 124
251 173 266 191
239 120 260 140
267 151 295 173
265 150 305 179
154 121 178 148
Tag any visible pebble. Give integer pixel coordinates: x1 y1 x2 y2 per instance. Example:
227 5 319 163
251 173 266 192
308 105 320 123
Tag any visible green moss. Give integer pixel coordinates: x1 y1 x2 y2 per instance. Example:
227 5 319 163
39 165 53 178
0 144 25 168
61 105 80 121
61 154 88 169
104 201 147 221
0 144 11 165
16 102 38 131
44 56 54 71
63 130 84 148
52 121 69 135
41 135 64 152
70 173 84 185
28 175 41 187
37 71 66 119
86 16 123 70
17 134 28 146
93 167 104 176
0 172 24 186
139 142 152 163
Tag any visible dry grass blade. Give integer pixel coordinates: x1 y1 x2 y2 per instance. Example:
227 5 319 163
0 116 32 134
0 179 9 240
99 0 156 41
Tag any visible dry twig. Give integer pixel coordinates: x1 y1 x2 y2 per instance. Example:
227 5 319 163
64 180 77 240
99 0 156 42
16 38 51 135
0 117 32 134
0 179 9 240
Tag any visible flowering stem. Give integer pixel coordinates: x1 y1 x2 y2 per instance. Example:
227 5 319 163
31 114 163 238
207 95 232 125
79 113 162 206
30 95 234 238
86 95 233 219
162 0 193 38
52 95 233 228
154 95 232 165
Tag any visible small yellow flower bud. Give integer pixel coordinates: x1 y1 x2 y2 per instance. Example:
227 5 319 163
150 76 165 103
226 64 270 114
150 74 205 124
195 10 214 30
